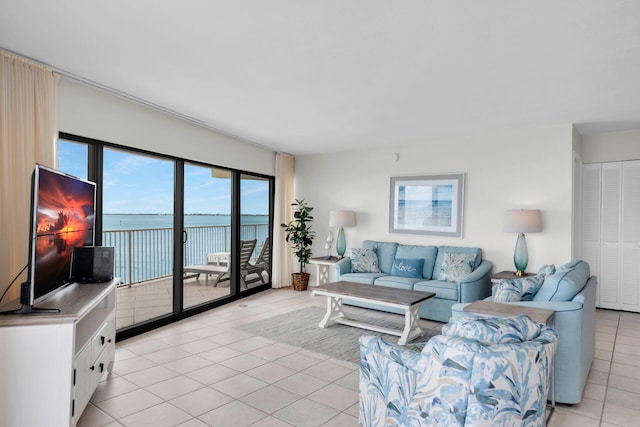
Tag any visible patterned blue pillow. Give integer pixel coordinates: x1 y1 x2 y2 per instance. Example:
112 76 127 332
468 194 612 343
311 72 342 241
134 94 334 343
493 280 522 302
437 252 476 282
537 263 556 279
349 248 381 273
494 274 545 302
391 258 424 278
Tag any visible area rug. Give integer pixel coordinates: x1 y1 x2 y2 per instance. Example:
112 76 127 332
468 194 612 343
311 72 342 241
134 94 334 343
237 306 438 364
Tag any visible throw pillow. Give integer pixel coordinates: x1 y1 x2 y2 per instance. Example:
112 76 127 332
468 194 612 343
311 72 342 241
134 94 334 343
437 252 477 282
537 264 556 279
493 280 522 302
350 248 381 273
494 274 545 302
533 260 590 302
391 258 424 279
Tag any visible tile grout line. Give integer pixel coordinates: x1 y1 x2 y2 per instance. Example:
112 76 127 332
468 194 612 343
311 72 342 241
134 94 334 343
598 311 621 425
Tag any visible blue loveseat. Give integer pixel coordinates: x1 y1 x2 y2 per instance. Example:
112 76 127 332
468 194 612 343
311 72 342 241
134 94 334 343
451 259 597 405
335 240 493 322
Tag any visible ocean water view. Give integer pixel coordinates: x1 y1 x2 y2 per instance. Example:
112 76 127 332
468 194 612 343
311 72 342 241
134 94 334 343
104 214 269 230
102 214 270 285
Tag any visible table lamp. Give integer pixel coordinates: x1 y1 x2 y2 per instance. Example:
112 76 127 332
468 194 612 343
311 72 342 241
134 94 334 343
329 210 355 259
503 209 542 275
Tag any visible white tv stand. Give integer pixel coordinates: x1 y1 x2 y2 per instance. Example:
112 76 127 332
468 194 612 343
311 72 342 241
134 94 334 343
0 279 118 426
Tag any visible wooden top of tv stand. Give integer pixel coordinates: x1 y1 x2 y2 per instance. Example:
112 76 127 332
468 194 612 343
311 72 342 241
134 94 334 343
0 278 119 326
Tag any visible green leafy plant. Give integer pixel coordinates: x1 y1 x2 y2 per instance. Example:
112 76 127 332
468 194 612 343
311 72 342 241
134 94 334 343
281 199 315 274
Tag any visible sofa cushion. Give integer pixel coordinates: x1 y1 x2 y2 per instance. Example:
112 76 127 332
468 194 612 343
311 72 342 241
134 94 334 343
494 274 545 302
362 241 398 273
414 280 459 301
373 278 416 291
533 260 590 302
437 252 477 282
395 245 438 279
442 315 543 345
340 272 388 285
349 248 381 273
391 258 424 278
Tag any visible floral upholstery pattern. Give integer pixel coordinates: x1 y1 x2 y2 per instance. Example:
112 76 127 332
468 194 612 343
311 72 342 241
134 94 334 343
360 315 557 427
350 248 381 273
441 314 544 344
437 252 477 282
494 275 545 302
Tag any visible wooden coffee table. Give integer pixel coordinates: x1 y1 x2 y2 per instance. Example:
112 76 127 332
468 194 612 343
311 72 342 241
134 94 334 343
311 281 435 345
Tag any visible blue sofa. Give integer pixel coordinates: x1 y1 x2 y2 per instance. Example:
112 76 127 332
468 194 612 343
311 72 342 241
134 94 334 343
360 315 558 426
451 260 597 405
335 240 493 322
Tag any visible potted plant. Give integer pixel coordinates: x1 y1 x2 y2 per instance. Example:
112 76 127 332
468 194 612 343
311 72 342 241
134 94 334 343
281 199 315 291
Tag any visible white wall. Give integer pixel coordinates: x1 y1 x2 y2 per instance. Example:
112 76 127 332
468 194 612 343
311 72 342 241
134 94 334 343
581 129 640 164
58 78 275 175
296 124 576 274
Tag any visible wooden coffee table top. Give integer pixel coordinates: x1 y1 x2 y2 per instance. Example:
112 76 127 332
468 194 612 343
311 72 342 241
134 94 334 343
464 300 555 324
313 281 435 306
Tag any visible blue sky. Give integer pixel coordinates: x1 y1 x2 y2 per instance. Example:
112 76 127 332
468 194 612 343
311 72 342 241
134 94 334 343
58 140 269 215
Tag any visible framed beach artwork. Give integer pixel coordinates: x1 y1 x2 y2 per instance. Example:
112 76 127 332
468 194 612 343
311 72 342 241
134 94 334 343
389 173 465 237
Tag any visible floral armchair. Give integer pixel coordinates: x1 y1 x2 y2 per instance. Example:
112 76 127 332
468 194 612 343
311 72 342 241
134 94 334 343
359 315 557 427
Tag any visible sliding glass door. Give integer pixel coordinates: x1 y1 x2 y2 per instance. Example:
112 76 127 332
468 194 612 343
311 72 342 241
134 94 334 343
101 147 175 329
58 134 273 338
240 174 271 293
183 164 233 309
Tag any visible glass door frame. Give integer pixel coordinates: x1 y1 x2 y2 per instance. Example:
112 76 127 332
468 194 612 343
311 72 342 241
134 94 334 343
59 132 274 342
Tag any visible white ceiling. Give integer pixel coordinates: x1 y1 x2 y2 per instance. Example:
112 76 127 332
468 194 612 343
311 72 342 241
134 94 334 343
2 1 640 155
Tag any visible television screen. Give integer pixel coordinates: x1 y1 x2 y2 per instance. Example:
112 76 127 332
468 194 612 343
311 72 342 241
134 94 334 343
25 165 96 305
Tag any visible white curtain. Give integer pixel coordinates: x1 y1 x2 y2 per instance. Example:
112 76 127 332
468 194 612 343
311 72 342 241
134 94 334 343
0 50 59 302
272 152 295 288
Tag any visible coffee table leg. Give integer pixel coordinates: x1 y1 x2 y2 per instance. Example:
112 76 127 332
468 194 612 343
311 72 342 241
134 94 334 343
319 296 345 328
398 305 423 345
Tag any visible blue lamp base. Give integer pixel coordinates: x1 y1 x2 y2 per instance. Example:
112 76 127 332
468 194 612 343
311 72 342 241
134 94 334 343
513 233 529 275
336 227 346 258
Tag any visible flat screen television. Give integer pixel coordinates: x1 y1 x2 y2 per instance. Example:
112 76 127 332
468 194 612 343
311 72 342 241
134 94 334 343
18 164 96 311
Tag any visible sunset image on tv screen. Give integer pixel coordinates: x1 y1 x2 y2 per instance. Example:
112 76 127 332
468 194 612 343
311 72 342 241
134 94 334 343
36 172 94 238
33 167 95 299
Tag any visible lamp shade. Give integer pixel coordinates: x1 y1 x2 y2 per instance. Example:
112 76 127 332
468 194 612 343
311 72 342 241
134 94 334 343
503 210 542 233
329 210 355 228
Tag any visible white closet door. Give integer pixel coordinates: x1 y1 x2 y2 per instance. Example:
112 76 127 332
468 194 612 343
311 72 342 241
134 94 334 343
621 160 640 312
573 153 583 259
582 163 601 297
599 162 621 309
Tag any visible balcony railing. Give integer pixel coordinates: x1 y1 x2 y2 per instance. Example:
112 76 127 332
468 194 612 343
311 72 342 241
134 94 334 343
103 224 269 285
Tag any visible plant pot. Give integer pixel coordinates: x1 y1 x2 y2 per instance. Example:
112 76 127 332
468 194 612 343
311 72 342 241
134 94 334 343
292 273 310 291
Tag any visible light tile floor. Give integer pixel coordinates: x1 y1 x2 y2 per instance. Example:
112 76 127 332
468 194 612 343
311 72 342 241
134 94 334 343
78 288 640 427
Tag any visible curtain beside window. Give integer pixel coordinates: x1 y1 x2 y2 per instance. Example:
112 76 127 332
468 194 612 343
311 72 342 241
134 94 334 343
0 50 59 302
272 152 294 288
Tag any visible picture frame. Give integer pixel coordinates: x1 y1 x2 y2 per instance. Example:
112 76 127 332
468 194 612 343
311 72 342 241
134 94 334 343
389 173 465 237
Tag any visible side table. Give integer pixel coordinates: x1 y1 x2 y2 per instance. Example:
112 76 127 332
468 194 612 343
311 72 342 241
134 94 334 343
309 256 340 286
490 270 534 284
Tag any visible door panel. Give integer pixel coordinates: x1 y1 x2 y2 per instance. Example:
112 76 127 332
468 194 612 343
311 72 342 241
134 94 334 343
183 164 232 309
101 148 175 328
